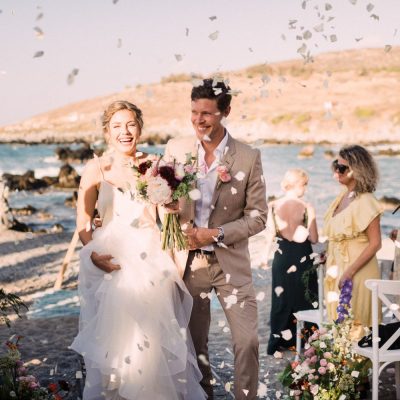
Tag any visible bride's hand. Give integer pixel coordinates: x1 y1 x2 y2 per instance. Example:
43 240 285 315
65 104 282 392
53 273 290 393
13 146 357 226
90 251 121 273
164 200 179 214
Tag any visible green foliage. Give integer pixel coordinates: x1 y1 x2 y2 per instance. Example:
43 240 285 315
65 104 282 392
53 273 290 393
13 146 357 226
0 289 28 328
354 107 376 119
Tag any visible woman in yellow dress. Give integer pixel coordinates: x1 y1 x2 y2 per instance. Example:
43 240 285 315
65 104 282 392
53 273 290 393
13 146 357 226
324 145 383 340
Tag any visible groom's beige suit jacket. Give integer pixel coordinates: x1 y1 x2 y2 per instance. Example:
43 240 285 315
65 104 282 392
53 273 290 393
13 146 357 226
164 133 267 286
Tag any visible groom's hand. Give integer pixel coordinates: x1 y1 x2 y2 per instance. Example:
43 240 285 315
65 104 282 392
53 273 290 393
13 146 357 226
90 251 121 273
184 227 219 249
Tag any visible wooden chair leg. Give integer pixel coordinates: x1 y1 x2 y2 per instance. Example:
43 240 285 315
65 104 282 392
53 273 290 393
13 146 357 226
395 361 400 400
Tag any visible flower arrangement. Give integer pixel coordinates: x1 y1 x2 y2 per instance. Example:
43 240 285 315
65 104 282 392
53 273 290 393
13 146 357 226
133 153 198 250
0 336 69 400
279 280 368 399
216 165 231 183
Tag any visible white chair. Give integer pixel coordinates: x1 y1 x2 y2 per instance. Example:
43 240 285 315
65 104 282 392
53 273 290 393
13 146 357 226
353 279 400 400
293 263 326 359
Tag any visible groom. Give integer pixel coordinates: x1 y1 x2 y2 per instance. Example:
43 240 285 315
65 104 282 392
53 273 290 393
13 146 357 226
164 78 267 399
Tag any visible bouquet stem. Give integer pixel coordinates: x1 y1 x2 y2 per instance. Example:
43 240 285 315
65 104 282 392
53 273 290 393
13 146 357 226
162 213 187 251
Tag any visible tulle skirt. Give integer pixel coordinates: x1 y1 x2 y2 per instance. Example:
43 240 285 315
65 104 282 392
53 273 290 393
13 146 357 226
70 220 206 400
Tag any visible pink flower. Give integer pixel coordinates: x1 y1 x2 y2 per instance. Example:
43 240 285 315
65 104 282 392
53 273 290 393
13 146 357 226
217 165 231 183
323 352 332 359
320 359 327 367
310 384 319 395
184 164 196 174
304 346 315 357
318 366 327 375
310 355 318 364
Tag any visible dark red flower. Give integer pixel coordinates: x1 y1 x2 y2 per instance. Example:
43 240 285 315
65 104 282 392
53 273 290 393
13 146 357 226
48 383 58 393
58 379 70 391
159 166 180 190
137 160 152 175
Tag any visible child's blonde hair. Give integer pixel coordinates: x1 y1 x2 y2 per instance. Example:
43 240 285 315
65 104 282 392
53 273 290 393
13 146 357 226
281 168 309 191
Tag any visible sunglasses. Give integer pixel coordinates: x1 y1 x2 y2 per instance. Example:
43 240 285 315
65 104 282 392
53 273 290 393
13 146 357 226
332 159 350 174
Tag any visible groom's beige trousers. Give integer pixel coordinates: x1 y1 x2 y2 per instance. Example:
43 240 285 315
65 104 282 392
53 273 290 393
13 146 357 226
184 251 259 400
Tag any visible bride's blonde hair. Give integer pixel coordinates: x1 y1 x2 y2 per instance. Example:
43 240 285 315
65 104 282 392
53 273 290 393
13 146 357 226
101 100 144 135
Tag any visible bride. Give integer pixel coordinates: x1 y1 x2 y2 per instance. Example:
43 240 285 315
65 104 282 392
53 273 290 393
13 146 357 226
70 100 206 400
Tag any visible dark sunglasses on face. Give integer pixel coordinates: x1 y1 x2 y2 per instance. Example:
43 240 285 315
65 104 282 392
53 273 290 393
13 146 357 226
332 159 350 174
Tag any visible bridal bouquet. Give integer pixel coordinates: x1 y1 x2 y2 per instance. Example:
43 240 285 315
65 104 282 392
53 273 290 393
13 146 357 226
132 153 197 250
279 280 368 399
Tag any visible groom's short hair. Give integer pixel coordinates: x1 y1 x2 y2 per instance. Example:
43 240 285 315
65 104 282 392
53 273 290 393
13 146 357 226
191 78 232 112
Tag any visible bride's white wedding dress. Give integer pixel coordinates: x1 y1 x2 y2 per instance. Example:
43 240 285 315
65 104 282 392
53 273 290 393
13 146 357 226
70 177 206 400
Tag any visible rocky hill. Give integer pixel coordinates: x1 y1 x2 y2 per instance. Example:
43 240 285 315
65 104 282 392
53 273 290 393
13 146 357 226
1 47 400 144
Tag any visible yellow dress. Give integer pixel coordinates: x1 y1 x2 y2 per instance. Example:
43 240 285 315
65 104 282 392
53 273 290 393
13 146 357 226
323 191 383 339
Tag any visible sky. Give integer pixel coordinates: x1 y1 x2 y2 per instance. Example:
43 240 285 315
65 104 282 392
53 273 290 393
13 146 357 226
0 0 399 126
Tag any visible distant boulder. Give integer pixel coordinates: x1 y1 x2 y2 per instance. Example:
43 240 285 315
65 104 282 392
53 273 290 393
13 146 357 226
376 148 400 156
55 143 94 162
324 149 335 159
298 145 315 159
2 170 50 191
57 164 80 188
65 191 78 208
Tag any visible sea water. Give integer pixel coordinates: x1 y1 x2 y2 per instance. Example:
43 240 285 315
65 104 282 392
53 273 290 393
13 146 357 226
0 143 398 234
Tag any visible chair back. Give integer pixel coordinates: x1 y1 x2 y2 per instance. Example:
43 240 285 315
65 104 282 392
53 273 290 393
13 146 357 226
365 279 400 353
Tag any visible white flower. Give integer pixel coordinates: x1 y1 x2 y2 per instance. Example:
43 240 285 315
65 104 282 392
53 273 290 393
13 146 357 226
174 163 185 180
147 176 172 205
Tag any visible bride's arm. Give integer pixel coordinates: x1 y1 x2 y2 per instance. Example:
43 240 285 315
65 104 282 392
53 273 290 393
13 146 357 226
76 159 99 245
76 159 121 273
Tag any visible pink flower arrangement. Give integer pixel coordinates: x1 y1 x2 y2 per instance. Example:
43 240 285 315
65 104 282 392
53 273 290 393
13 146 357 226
216 165 231 183
133 153 198 250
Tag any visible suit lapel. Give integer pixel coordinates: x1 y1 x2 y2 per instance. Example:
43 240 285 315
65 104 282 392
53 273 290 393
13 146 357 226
210 134 236 209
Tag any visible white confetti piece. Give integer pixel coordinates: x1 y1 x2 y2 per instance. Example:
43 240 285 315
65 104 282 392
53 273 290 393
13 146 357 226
210 378 217 385
76 370 83 379
225 273 231 283
327 291 339 303
303 30 312 40
203 134 211 142
124 356 131 364
104 274 113 281
67 68 79 85
189 188 201 200
225 382 232 392
314 23 324 33
200 292 212 300
256 291 265 301
140 252 147 260
243 389 249 396
276 391 282 399
325 3 332 11
33 51 44 58
235 171 245 181
117 38 122 48
351 370 360 378
240 301 245 308
297 43 307 55
209 15 217 21
389 303 399 311
250 210 260 218
273 351 283 358
348 0 357 4
230 187 237 195
384 45 392 53
174 54 183 62
224 294 238 309
257 382 267 397
281 329 293 341
274 286 284 297
330 34 337 42
326 265 339 278
33 26 44 39
287 265 297 273
339 395 346 400
366 3 374 12
218 320 226 327
300 256 307 263
209 31 219 40
370 14 379 20
223 326 230 333
312 301 319 308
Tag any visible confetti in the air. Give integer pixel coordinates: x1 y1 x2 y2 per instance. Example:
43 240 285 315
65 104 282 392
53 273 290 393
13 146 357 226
287 265 297 273
185 28 189 36
33 26 44 39
209 31 219 40
243 389 249 396
198 354 209 366
327 291 339 303
104 274 112 281
366 3 374 12
330 34 337 42
175 54 183 62
281 329 293 341
230 187 237 195
348 0 357 4
224 294 238 309
250 210 260 218
33 51 44 58
117 38 122 48
36 12 43 21
326 265 339 279
274 286 284 297
67 68 79 85
370 14 379 20
209 15 217 21
273 350 283 358
256 291 265 301
384 45 392 53
235 171 245 181
312 301 319 308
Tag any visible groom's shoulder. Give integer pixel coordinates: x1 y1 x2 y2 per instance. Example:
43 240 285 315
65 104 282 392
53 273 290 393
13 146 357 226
231 137 260 158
